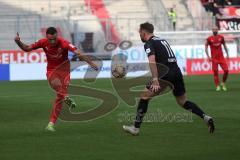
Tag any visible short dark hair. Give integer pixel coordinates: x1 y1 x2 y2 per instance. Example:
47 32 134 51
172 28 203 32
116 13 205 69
140 22 154 33
46 27 57 35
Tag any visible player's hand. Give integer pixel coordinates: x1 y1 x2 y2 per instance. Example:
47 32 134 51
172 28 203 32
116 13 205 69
150 79 161 93
15 32 20 42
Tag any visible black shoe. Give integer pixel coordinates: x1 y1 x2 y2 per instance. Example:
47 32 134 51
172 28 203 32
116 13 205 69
64 96 76 109
204 115 215 134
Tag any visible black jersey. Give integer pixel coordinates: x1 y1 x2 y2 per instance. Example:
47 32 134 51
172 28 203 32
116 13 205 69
144 36 178 68
144 36 186 96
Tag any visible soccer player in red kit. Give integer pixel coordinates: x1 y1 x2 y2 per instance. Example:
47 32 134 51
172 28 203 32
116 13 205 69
15 27 98 131
205 26 229 91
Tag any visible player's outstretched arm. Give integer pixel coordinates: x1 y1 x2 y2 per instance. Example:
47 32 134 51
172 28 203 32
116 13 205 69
14 32 33 52
74 50 98 70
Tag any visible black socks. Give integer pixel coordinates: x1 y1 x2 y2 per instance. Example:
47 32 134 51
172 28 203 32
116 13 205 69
134 99 205 128
134 99 149 128
183 101 205 119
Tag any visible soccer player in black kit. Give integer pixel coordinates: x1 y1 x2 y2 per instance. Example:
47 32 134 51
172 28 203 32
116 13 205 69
123 22 215 135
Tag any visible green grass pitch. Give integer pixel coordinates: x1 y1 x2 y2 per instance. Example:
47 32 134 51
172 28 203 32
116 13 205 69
0 75 240 160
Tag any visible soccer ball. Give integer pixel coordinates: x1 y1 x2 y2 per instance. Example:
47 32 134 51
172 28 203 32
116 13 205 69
111 64 126 78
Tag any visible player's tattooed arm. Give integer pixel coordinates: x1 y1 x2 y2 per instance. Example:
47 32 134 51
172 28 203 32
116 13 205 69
14 32 33 52
148 54 160 92
74 50 98 70
205 41 211 61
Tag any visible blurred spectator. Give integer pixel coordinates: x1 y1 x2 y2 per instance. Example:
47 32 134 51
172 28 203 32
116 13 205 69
168 8 177 31
208 0 215 13
201 0 208 8
216 0 231 7
232 0 240 5
204 0 222 16
202 0 211 12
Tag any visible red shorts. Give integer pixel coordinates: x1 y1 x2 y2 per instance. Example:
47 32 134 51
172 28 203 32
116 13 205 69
46 63 70 95
212 59 228 71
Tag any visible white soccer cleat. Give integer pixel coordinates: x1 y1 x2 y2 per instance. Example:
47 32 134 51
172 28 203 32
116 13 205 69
221 83 227 91
203 115 215 134
123 125 140 136
45 122 56 132
216 85 221 91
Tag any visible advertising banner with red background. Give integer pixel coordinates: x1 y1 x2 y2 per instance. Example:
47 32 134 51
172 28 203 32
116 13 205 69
219 6 240 17
187 58 240 75
0 50 46 64
217 6 240 31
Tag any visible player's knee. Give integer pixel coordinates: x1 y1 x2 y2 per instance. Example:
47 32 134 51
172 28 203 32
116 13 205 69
224 70 229 74
140 96 151 101
49 78 63 91
177 100 185 107
213 70 218 74
176 96 187 107
140 93 151 100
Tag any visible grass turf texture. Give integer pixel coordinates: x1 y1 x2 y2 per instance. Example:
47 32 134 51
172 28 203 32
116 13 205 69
0 75 239 160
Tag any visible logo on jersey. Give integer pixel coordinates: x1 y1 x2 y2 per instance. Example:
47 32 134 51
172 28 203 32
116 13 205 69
146 48 151 54
44 47 63 60
57 48 63 54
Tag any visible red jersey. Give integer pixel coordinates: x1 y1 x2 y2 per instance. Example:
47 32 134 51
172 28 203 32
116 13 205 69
206 35 225 60
30 37 77 70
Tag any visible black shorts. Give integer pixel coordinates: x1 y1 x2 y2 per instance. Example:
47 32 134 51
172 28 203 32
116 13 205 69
146 67 185 97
